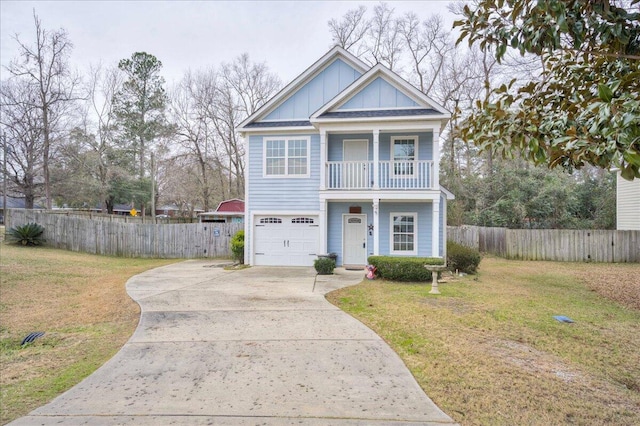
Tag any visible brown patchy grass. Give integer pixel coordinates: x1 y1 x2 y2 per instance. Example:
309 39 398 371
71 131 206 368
327 257 640 426
0 244 178 425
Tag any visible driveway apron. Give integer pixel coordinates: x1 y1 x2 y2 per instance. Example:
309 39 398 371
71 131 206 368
11 260 456 425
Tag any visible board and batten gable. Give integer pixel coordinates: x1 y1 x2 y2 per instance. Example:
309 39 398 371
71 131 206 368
247 133 321 211
617 172 640 230
337 77 419 110
263 59 362 122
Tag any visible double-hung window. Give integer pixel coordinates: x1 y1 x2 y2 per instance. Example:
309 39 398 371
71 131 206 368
264 137 310 177
392 136 417 176
390 212 417 255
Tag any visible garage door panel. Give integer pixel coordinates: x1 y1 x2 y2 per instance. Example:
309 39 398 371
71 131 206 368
254 216 319 266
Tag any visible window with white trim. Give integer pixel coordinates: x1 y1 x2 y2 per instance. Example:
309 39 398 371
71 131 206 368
390 213 417 254
392 136 417 176
264 137 310 177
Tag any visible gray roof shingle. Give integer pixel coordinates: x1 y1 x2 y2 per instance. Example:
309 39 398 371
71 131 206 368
243 120 313 128
318 108 440 119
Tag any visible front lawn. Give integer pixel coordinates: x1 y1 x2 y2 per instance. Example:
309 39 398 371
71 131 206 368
0 244 178 424
327 257 640 425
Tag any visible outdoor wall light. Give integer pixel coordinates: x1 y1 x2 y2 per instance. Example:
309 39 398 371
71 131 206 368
368 223 374 235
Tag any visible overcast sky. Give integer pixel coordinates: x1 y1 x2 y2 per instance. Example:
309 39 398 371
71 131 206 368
1 0 458 86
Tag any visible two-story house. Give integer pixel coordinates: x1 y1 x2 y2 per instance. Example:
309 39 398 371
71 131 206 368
238 46 453 267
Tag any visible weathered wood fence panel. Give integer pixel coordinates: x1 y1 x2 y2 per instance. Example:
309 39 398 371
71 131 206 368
35 210 198 223
448 225 640 263
479 227 507 257
447 225 479 249
6 209 242 259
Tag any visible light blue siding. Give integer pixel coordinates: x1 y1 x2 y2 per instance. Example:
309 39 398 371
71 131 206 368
378 132 433 161
247 134 321 211
328 133 373 161
379 202 433 257
264 59 361 121
327 132 432 162
338 77 419 110
327 202 374 266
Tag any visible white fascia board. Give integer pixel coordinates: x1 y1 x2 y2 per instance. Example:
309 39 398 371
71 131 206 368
440 186 455 200
313 119 445 133
238 46 368 130
312 115 450 125
240 126 317 135
320 191 442 202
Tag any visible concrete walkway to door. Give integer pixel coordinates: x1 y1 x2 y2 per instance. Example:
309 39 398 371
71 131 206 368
10 261 457 425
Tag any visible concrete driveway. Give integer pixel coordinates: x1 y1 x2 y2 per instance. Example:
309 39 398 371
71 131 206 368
11 261 456 425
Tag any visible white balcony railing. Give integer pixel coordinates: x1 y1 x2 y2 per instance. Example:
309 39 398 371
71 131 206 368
326 160 435 190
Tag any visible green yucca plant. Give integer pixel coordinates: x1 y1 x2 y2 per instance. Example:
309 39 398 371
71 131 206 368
6 222 46 246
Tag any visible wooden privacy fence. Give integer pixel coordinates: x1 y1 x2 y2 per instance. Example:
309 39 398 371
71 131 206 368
35 210 199 223
448 225 640 263
6 209 242 259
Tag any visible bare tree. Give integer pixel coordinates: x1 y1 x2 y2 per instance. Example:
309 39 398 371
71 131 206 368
0 79 44 209
166 55 281 209
398 13 452 94
328 5 369 52
7 11 80 209
53 64 130 212
216 55 281 196
222 54 281 117
170 69 219 211
366 2 404 70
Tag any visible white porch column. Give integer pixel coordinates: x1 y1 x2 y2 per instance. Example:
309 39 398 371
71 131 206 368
372 129 380 190
432 128 440 189
432 198 440 257
320 130 327 190
319 199 328 255
373 198 380 255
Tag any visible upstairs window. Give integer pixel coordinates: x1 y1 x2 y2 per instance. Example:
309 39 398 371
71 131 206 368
392 136 417 176
264 137 310 177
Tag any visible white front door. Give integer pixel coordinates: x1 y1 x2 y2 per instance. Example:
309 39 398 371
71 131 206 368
343 140 369 189
343 214 367 267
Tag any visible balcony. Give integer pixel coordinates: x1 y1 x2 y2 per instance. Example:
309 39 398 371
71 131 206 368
326 160 435 190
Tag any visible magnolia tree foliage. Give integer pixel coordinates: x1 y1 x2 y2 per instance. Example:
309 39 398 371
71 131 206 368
455 0 640 180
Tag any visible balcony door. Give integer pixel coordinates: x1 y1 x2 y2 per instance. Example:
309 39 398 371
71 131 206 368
343 140 369 189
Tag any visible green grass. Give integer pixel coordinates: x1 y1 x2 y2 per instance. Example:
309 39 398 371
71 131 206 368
327 257 640 426
0 244 179 424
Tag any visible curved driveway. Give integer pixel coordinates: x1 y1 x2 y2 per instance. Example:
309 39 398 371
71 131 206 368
11 260 456 425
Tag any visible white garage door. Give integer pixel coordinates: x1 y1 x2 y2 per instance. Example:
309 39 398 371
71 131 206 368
254 215 319 266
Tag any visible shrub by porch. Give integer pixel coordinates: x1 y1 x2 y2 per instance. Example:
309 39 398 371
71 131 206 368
368 256 443 282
